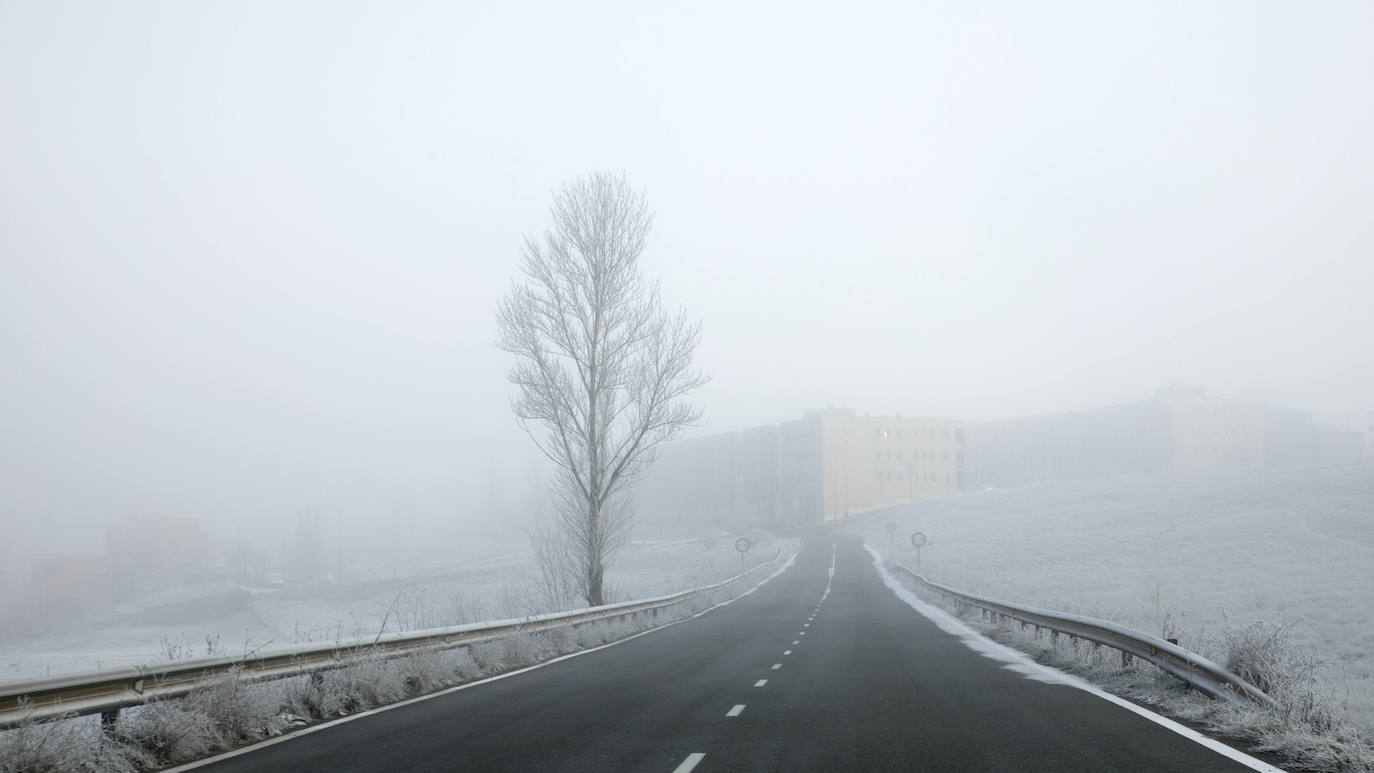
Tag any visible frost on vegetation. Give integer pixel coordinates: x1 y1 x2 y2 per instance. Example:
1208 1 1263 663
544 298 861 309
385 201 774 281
115 667 283 767
910 574 1374 773
0 548 788 772
0 703 147 773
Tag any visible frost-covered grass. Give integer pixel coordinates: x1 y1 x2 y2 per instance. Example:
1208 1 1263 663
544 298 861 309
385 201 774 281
899 575 1374 773
852 466 1374 731
0 543 795 773
0 528 791 684
857 465 1374 771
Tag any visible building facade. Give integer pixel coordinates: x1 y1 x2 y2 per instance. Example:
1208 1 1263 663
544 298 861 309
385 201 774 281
635 409 965 529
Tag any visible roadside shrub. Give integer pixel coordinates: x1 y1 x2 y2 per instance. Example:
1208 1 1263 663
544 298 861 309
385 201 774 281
117 699 221 765
0 707 146 773
1224 619 1338 732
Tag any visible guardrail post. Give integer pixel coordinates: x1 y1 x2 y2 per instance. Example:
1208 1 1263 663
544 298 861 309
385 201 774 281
1121 651 1132 668
100 709 119 734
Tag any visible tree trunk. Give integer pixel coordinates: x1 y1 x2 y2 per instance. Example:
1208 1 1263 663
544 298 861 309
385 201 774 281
587 558 604 606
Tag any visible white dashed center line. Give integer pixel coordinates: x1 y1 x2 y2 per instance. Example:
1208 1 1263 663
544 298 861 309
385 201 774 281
754 679 768 687
784 650 792 655
792 640 799 645
673 753 706 772
771 663 781 670
727 704 745 717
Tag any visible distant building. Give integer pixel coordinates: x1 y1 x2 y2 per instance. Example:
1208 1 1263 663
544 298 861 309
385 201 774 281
636 409 964 529
965 385 1362 488
26 554 109 627
105 515 211 593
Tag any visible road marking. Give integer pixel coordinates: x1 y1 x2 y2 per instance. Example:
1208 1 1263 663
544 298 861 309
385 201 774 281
754 679 768 687
818 543 836 602
804 623 810 627
673 753 706 772
792 640 799 644
784 650 792 655
800 631 806 636
727 704 745 717
771 663 781 670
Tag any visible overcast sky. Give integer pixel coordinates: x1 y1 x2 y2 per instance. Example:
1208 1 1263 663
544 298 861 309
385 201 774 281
3 1 1371 556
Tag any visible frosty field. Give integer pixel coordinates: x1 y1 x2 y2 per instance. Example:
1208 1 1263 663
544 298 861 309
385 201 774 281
852 465 1374 732
0 529 791 686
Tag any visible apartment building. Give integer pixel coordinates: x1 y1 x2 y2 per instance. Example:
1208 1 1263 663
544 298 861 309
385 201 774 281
635 408 965 529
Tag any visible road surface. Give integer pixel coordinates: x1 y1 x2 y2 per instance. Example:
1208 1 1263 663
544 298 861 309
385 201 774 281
193 536 1276 772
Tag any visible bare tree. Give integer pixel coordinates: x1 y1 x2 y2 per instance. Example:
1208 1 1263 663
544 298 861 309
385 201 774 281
498 172 706 606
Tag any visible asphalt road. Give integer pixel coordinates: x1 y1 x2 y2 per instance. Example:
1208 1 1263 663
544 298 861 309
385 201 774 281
194 536 1276 772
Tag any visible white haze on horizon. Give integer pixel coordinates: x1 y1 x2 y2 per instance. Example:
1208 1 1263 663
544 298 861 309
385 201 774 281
2 1 1371 562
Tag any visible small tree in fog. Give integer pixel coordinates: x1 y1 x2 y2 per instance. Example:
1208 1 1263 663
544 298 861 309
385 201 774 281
498 172 706 607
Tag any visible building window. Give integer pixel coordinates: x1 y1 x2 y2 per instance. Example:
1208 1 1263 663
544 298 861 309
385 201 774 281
941 429 948 439
897 428 903 438
896 472 903 482
896 450 903 460
874 429 882 438
942 451 948 460
875 472 882 482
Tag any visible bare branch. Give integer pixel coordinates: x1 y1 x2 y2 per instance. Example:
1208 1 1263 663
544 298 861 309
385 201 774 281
496 172 705 605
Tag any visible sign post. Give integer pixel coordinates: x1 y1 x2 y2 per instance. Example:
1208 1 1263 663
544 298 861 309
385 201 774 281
910 531 927 573
886 521 896 547
735 537 751 567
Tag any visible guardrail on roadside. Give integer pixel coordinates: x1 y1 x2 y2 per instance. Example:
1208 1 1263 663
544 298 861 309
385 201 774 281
0 547 787 730
894 566 1277 709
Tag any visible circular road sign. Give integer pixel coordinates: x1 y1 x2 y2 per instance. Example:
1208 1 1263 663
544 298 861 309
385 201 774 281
911 532 927 548
735 537 751 553
886 522 897 533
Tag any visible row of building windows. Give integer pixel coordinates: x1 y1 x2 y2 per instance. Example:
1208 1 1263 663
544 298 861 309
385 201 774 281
875 427 950 440
873 449 949 461
876 470 949 483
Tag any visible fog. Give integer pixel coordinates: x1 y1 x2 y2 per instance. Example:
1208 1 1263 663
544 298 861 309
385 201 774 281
2 1 1371 570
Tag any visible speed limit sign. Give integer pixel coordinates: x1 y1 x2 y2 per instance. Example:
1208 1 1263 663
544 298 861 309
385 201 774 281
735 537 750 553
911 532 927 547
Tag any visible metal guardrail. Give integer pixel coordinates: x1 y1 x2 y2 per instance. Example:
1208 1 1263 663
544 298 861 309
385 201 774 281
895 566 1278 709
0 548 786 730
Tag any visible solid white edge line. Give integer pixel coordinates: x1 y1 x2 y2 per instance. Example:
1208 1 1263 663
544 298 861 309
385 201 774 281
673 752 706 772
726 704 745 717
862 544 1285 773
161 550 802 773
